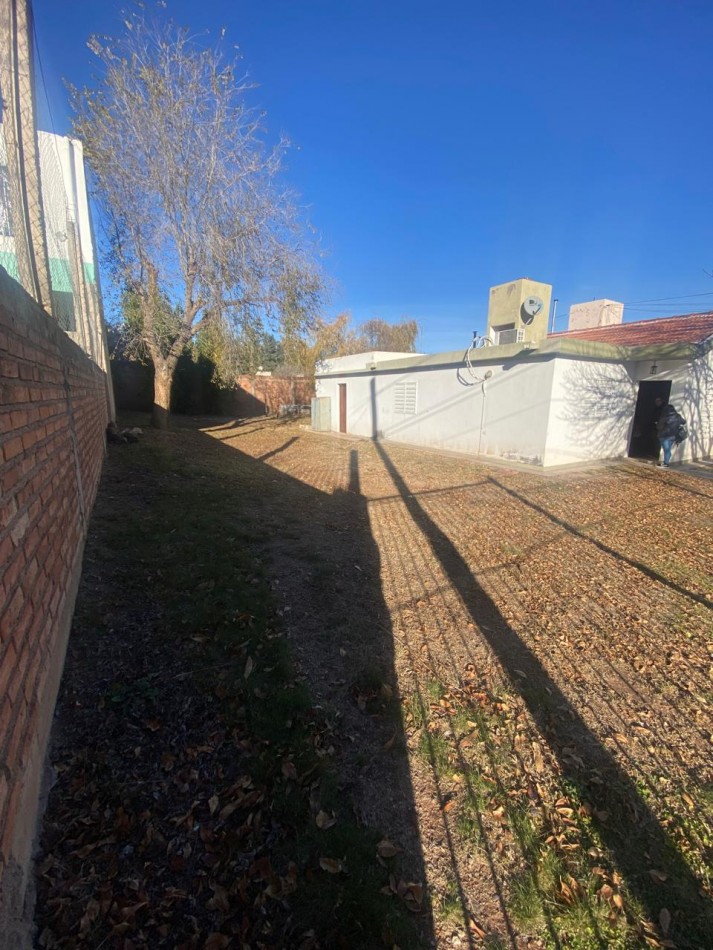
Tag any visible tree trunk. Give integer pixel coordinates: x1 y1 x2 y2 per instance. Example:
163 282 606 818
152 363 174 429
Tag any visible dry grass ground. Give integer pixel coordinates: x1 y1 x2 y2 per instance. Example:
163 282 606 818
36 417 713 949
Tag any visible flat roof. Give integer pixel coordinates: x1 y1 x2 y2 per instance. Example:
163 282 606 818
316 334 703 377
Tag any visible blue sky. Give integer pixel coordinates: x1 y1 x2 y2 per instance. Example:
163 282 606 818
32 0 713 353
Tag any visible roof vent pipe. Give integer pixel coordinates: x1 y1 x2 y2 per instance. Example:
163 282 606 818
550 298 558 334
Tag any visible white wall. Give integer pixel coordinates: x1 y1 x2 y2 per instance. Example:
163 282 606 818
634 352 713 462
319 351 418 374
545 357 637 466
317 347 713 468
689 348 713 458
317 355 556 464
480 359 555 464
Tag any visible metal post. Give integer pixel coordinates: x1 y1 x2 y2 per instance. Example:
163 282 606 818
550 297 559 334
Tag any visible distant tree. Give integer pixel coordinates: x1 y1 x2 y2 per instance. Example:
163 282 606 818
73 11 321 427
359 318 419 352
282 313 419 380
258 334 285 372
282 312 359 379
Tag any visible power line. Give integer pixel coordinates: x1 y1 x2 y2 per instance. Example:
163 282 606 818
622 290 713 305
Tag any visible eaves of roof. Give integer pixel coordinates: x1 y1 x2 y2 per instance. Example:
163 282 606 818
315 336 705 377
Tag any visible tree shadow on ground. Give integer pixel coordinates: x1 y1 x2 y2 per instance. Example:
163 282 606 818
372 439 713 949
35 418 434 949
487 476 713 610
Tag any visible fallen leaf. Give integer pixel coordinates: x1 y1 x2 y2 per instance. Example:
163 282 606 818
560 879 575 904
468 918 487 938
218 799 242 821
319 857 343 874
79 898 100 936
282 760 297 780
649 869 668 884
377 839 402 858
659 908 671 935
598 884 614 902
244 656 255 679
208 795 219 815
203 935 230 949
316 810 337 830
403 881 424 910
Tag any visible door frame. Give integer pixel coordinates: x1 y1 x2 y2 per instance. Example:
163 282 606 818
628 379 672 459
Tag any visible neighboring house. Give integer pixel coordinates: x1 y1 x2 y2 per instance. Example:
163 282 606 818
315 279 713 468
0 126 110 375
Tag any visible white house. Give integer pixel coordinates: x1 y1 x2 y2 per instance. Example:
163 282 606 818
315 280 713 468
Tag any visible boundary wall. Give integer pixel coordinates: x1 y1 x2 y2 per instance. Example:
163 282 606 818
0 266 108 946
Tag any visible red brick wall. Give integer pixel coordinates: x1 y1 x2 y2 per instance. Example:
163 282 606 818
235 374 314 416
0 269 109 938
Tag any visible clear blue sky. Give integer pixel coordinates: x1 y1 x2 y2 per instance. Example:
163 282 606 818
32 0 713 353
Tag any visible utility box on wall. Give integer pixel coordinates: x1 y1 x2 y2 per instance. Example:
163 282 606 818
311 396 331 431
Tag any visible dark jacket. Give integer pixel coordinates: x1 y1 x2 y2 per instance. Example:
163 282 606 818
656 404 681 440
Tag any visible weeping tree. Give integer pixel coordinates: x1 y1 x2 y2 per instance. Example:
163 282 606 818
73 10 322 427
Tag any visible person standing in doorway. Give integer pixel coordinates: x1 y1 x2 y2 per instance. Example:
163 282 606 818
656 400 681 468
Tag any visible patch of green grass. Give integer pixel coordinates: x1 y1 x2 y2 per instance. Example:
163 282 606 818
505 799 540 857
552 890 630 950
419 730 451 779
405 692 428 729
436 879 464 926
426 677 446 702
451 708 475 738
456 789 484 843
509 868 545 932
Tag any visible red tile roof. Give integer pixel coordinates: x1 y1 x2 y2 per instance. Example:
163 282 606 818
549 311 713 346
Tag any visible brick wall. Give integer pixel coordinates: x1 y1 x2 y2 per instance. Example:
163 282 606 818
0 268 109 944
235 374 314 416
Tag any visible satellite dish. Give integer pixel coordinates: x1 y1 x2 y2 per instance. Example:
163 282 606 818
521 296 543 324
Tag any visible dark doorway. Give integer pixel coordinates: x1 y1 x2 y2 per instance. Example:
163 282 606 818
338 383 347 433
628 379 671 460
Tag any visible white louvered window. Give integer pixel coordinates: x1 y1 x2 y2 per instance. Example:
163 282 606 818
394 380 417 414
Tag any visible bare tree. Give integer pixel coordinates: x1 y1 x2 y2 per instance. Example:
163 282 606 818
72 10 321 427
